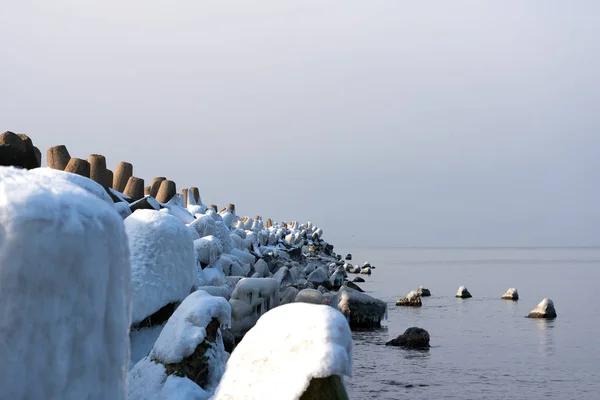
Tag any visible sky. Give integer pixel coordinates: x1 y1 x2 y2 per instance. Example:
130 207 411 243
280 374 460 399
1 1 599 247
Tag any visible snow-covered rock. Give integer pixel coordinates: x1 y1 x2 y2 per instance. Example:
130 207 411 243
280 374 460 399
501 287 519 300
253 259 271 278
213 303 352 400
396 290 422 307
194 236 223 267
129 290 231 400
0 167 131 399
528 298 557 319
125 209 197 324
455 286 472 299
189 214 216 238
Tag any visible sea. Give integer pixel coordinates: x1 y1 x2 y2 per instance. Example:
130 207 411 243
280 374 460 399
338 247 600 400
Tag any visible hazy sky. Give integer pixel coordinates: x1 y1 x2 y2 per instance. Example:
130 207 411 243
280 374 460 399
2 1 599 247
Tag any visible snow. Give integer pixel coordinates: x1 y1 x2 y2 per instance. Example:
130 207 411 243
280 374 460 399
160 375 210 400
130 323 167 368
115 201 133 219
125 209 198 324
151 290 231 364
213 303 353 400
0 167 131 399
128 357 167 400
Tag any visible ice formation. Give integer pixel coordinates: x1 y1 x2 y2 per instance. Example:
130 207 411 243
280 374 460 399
194 236 223 266
213 303 352 400
0 167 131 399
125 209 198 324
229 278 280 337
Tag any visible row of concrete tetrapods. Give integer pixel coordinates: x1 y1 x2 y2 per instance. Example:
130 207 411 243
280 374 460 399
46 144 205 205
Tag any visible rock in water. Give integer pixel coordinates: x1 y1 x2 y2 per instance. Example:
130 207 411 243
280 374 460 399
345 253 352 260
336 287 386 329
528 298 557 319
344 281 364 292
353 276 365 283
417 286 431 297
360 267 372 275
501 288 519 300
396 290 422 307
386 327 430 349
0 167 131 399
456 285 472 298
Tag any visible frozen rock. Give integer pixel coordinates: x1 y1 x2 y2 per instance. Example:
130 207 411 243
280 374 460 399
336 287 386 329
189 214 216 237
125 209 197 324
456 286 472 299
213 303 352 400
360 267 372 275
273 266 294 287
214 221 234 254
129 290 231 399
386 327 430 349
527 298 557 319
254 259 271 277
501 288 519 300
329 269 345 290
0 167 131 399
396 290 422 307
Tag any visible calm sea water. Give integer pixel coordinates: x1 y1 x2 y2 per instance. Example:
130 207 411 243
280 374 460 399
339 247 600 400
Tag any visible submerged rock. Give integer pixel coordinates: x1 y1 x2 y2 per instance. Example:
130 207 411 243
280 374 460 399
417 286 431 297
396 290 422 307
501 288 519 300
527 298 557 319
386 327 430 349
455 286 472 298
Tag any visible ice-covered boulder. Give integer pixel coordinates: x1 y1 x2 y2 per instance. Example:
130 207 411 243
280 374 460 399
0 167 131 399
329 269 345 290
213 303 352 400
194 236 223 267
160 198 195 224
396 290 422 307
527 298 557 319
417 286 431 297
456 286 472 299
214 221 234 253
128 290 231 400
125 209 197 325
189 213 216 238
386 327 430 349
360 266 372 275
229 278 280 338
336 287 387 329
501 288 519 300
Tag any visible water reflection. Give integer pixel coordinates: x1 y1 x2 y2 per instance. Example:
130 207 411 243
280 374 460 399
534 319 555 356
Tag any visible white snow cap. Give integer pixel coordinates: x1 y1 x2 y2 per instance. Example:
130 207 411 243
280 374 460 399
125 209 198 324
213 302 353 400
151 290 232 364
0 167 131 400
